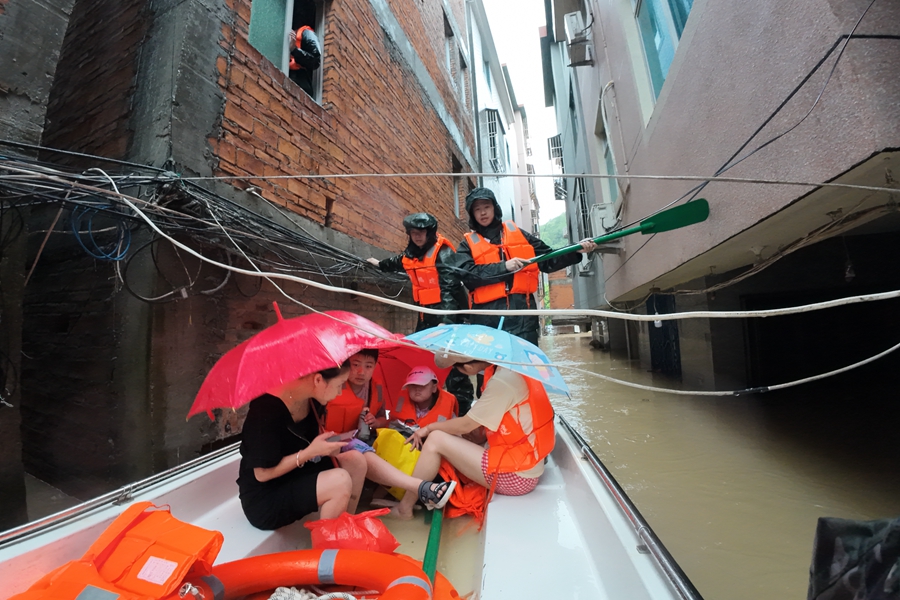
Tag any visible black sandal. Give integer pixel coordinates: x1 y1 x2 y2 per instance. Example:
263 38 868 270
417 480 457 510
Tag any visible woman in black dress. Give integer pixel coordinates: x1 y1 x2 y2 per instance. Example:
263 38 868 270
238 361 454 530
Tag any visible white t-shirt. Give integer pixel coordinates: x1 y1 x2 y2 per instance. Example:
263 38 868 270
466 367 544 478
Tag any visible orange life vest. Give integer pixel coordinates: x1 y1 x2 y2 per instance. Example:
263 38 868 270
481 366 555 473
391 388 458 427
401 234 455 306
289 26 313 70
325 373 385 433
11 501 223 600
464 221 539 305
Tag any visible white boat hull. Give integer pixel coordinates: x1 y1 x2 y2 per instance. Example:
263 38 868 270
0 417 699 599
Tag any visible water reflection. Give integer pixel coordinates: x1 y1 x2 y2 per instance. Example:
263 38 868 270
542 333 900 600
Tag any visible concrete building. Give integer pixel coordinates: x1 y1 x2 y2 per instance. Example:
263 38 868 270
542 0 900 388
0 0 491 528
465 0 528 222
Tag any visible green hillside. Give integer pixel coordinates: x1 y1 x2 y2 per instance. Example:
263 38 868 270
539 213 568 249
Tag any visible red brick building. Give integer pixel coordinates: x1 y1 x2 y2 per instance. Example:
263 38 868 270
0 0 478 523
547 268 574 310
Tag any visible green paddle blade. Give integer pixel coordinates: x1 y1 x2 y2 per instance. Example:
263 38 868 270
638 199 709 235
529 198 710 265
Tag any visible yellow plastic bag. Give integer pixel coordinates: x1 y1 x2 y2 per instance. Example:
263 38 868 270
372 428 420 499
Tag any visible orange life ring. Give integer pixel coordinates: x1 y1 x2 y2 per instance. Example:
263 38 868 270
183 549 439 600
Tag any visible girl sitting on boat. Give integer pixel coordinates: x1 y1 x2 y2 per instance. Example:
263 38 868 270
237 360 455 530
390 353 554 520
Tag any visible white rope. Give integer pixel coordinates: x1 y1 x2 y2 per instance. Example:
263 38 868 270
19 171 900 398
268 587 359 600
176 171 900 197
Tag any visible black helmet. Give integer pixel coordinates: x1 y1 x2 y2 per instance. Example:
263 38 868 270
464 187 497 213
464 187 502 230
402 212 438 232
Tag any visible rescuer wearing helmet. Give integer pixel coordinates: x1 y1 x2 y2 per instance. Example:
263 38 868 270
455 187 598 345
367 213 475 413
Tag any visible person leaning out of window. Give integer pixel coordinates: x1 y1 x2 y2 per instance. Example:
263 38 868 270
288 26 321 97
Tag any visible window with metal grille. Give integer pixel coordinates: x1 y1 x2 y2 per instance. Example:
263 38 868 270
526 164 538 202
523 114 532 157
484 109 505 173
548 134 566 200
575 178 593 240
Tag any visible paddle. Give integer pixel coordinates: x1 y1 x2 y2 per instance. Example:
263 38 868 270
528 199 710 265
421 507 444 585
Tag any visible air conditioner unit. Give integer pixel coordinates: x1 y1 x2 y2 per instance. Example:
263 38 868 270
590 205 625 255
565 12 594 67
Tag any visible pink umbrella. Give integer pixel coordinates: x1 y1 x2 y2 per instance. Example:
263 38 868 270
189 306 400 419
375 344 452 413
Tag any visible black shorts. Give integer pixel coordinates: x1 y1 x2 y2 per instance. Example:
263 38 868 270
240 460 332 530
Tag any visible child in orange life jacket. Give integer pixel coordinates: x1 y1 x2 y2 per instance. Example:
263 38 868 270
324 349 389 437
366 213 475 414
392 366 459 427
371 367 459 501
390 352 555 520
318 350 456 515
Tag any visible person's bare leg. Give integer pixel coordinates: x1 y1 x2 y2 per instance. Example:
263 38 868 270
316 468 352 519
335 451 367 513
393 431 486 519
362 451 427 493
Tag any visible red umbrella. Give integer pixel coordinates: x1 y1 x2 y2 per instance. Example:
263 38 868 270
376 344 452 413
189 306 400 419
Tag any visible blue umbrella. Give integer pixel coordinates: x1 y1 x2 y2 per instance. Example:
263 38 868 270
405 324 570 395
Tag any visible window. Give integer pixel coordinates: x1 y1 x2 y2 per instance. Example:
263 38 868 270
451 154 464 218
568 79 578 149
458 51 468 106
483 109 506 173
597 131 618 205
523 113 532 157
442 13 468 105
633 0 693 97
248 0 324 100
548 134 566 200
526 164 538 203
574 178 593 240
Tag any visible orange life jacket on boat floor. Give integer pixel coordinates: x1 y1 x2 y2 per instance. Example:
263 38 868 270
401 234 455 306
390 388 458 427
325 373 385 433
464 221 539 305
11 501 223 600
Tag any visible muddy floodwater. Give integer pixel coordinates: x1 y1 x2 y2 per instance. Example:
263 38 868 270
542 333 900 600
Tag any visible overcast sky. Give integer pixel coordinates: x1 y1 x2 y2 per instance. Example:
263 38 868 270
482 0 566 224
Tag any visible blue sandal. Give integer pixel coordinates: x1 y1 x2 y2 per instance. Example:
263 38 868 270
417 480 457 510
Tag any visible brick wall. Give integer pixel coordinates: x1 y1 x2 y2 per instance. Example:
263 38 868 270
41 0 147 160
548 269 574 309
213 0 474 253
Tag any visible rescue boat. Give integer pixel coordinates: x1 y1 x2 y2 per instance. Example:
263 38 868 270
0 416 702 599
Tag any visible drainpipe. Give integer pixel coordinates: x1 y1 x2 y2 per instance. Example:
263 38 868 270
466 0 482 187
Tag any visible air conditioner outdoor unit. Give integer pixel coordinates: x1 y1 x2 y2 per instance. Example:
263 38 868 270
590 205 625 255
565 12 594 67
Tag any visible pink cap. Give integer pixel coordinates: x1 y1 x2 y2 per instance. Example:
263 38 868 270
402 366 438 389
